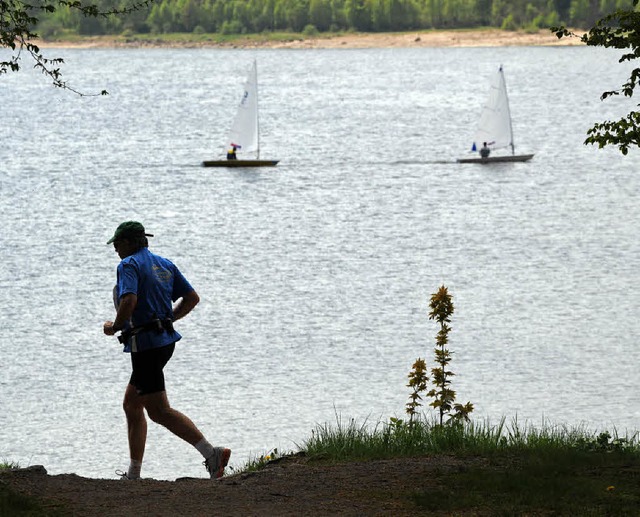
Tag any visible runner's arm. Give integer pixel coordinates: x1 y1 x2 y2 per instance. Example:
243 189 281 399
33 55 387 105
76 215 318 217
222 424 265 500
103 294 138 335
172 290 200 322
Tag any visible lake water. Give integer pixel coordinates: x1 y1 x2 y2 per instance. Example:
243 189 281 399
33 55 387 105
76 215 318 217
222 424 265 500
1 43 639 481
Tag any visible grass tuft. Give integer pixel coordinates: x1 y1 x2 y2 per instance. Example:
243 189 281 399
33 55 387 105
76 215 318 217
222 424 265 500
302 415 640 462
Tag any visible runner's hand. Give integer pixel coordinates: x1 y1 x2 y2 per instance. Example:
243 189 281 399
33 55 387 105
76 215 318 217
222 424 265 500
103 321 116 336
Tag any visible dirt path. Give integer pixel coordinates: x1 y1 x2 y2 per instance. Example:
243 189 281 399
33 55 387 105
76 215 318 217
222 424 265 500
2 455 486 516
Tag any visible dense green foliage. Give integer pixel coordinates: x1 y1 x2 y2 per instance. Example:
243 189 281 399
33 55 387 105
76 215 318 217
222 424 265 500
29 0 636 38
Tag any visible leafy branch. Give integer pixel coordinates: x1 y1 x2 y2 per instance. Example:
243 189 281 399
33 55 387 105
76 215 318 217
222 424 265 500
1 0 154 94
406 358 428 424
552 0 640 154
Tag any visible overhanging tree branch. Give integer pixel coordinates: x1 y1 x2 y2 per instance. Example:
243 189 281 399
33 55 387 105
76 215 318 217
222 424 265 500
552 0 640 154
1 0 153 94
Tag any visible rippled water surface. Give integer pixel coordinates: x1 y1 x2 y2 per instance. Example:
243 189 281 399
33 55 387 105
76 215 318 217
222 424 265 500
1 44 639 480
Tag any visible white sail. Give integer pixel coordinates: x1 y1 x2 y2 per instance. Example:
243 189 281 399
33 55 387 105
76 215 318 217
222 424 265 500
472 65 514 154
225 60 260 158
202 59 278 167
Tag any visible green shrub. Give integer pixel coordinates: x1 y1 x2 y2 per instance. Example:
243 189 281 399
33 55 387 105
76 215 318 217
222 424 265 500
220 20 244 35
501 14 517 30
302 24 319 36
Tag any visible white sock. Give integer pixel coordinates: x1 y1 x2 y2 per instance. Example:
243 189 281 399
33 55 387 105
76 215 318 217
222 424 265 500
128 459 142 479
195 438 215 459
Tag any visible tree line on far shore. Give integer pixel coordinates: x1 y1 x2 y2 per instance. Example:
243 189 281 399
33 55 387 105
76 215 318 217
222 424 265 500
36 0 635 38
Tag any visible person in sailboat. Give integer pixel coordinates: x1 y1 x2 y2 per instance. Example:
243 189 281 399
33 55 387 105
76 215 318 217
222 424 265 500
480 142 491 158
227 144 238 160
103 221 231 481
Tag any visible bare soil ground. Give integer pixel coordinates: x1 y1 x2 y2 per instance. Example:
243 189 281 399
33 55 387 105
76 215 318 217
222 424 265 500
36 29 584 49
267 29 582 49
1 454 488 516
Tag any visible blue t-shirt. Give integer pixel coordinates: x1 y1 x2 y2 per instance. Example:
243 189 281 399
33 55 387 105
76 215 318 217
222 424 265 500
115 247 194 353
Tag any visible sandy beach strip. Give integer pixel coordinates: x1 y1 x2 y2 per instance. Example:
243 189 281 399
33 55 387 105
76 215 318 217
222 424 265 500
35 29 585 49
272 29 583 48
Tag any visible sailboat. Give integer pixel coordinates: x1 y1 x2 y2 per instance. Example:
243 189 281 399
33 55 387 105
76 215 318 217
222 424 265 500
202 60 279 167
457 65 534 164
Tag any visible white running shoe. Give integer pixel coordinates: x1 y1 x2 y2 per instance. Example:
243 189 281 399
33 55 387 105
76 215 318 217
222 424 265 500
204 447 231 479
115 470 139 480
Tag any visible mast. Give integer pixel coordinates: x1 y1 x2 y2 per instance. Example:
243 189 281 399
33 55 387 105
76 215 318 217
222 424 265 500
499 65 515 155
254 59 260 160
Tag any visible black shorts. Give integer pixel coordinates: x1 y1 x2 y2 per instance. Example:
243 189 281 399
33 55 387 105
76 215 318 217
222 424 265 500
129 343 175 395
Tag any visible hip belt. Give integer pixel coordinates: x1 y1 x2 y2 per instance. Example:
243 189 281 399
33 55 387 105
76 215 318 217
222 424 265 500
118 318 174 344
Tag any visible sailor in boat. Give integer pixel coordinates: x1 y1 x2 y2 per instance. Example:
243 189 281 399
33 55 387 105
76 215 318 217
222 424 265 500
227 144 238 160
480 142 491 159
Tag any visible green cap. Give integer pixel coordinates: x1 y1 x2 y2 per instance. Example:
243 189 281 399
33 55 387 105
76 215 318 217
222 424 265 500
107 221 154 244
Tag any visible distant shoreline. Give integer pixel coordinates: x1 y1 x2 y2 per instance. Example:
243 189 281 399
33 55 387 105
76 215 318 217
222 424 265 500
35 28 585 49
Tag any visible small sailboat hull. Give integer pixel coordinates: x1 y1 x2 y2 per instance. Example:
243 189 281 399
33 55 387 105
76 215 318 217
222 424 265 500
202 159 279 167
456 154 534 164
